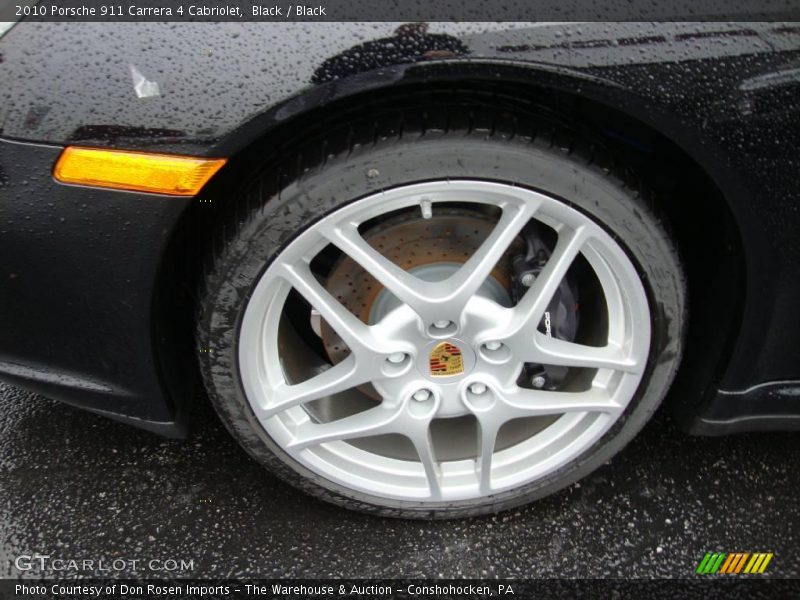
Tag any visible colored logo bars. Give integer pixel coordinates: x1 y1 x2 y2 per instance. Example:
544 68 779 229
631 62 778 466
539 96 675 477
696 552 773 575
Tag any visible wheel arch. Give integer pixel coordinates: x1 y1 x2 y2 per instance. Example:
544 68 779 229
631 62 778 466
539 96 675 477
154 64 747 431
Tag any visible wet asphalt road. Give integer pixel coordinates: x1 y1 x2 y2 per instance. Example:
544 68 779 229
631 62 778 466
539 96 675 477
0 381 798 580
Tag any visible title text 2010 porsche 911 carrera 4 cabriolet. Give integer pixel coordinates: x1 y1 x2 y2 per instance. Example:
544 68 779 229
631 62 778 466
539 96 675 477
1 20 799 517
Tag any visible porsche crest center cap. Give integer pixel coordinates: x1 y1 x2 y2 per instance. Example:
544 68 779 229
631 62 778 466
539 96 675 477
429 342 464 377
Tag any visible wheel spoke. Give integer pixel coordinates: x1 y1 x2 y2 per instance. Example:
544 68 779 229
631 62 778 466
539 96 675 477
476 419 499 494
288 404 401 450
528 333 642 374
278 261 380 355
444 200 539 313
321 222 432 318
408 428 442 499
498 386 622 419
511 226 588 335
261 355 367 418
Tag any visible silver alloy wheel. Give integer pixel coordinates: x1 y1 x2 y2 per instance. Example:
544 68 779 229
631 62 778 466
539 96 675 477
239 180 650 502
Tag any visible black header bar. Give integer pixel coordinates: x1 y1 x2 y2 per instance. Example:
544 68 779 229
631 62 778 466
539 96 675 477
7 0 800 22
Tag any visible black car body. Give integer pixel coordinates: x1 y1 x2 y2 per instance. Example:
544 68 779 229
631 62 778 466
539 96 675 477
1 21 799 439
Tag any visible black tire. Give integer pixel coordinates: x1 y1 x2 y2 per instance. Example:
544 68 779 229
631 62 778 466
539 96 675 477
197 103 686 519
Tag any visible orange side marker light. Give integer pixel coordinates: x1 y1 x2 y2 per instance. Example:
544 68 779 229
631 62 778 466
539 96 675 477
54 147 226 196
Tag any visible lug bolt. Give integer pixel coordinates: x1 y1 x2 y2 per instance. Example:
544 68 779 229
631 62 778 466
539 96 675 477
432 320 452 329
521 273 535 287
483 341 503 351
531 375 546 389
469 382 488 395
412 389 432 402
386 352 407 364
